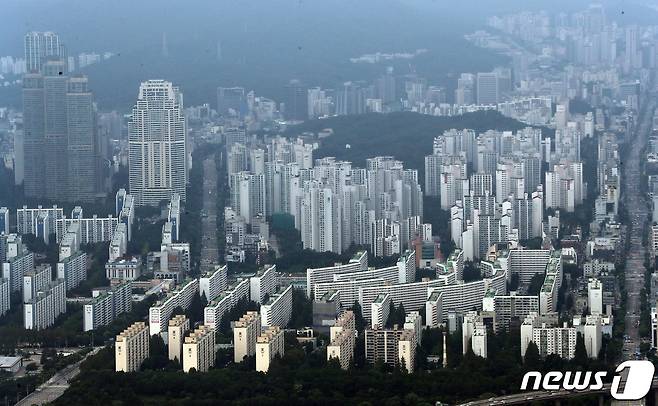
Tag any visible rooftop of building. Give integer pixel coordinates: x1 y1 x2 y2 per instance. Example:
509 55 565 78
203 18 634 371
428 290 442 302
257 326 283 343
541 275 556 293
184 326 213 343
106 257 141 266
350 251 367 262
319 289 339 302
235 311 259 327
169 314 188 327
116 322 147 341
263 285 292 306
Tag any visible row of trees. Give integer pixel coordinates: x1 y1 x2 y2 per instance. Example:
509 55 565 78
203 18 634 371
54 319 612 405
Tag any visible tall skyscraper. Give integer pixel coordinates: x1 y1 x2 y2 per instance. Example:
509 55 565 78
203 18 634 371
284 79 308 121
129 80 187 207
217 87 245 117
625 25 640 72
455 73 475 105
43 60 69 201
66 76 100 201
22 73 46 198
477 72 499 105
22 48 102 202
24 31 65 73
377 67 396 104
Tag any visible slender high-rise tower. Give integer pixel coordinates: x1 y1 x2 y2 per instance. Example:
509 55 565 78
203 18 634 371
66 76 99 201
129 80 187 206
42 59 69 201
22 73 46 197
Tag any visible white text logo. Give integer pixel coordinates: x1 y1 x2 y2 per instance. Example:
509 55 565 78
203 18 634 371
520 361 655 401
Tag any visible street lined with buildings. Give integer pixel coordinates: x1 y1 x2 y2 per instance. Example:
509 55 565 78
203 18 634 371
622 93 655 359
201 155 219 271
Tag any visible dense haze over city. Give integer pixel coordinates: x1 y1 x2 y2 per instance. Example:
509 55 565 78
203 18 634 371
2 0 658 404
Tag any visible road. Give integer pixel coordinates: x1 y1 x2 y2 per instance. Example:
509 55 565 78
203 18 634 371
16 347 101 406
200 155 219 271
621 93 655 360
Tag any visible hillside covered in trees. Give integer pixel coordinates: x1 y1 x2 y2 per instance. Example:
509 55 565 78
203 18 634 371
288 111 551 177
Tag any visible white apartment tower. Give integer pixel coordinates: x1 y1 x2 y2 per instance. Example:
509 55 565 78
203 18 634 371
371 293 391 328
129 80 187 206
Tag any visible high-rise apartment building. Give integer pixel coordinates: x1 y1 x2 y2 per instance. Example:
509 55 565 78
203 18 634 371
3 251 35 292
260 285 293 328
371 293 391 328
115 322 149 372
129 80 187 206
83 282 132 332
327 311 356 369
233 311 261 363
0 278 10 317
255 326 285 373
0 207 9 235
23 279 66 330
22 264 51 303
24 31 65 73
364 325 417 371
199 265 228 302
167 314 190 362
182 325 216 372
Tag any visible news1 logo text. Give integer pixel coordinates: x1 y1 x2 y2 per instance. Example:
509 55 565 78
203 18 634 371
520 360 655 401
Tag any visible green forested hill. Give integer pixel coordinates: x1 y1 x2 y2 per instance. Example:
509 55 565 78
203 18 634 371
288 111 547 174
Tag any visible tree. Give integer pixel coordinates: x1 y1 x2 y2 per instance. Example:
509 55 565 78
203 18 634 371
573 333 589 369
527 273 545 296
462 261 481 282
141 335 171 370
186 293 207 324
386 302 406 328
524 341 541 371
508 273 520 292
289 288 313 328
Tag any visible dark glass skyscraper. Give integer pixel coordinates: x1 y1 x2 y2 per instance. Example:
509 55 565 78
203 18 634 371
21 33 102 202
284 79 308 121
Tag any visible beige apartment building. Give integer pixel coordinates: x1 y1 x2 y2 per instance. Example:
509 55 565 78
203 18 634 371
115 321 149 372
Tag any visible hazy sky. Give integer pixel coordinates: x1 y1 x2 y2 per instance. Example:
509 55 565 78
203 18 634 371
3 0 653 56
1 0 655 110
